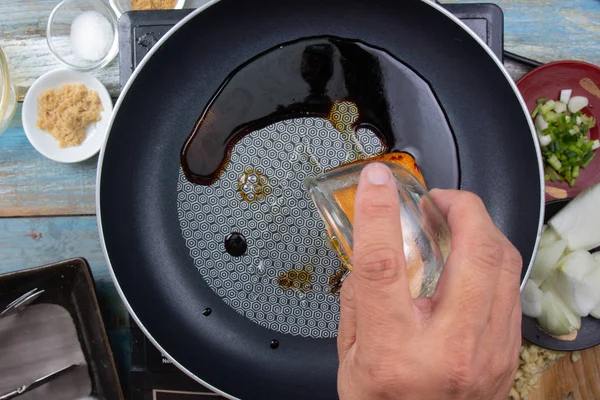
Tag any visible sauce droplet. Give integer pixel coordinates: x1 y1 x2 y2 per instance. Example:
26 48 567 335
202 308 212 316
276 265 313 293
270 339 280 349
238 169 270 203
224 232 247 257
329 266 349 295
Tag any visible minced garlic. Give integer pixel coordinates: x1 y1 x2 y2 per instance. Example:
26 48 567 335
508 343 566 400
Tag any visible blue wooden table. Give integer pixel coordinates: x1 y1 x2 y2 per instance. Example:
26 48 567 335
1 0 599 397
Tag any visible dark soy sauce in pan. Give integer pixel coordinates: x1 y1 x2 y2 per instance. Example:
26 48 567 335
181 37 459 190
224 232 247 257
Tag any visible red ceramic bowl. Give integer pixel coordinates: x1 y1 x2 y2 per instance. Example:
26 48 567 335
517 60 600 202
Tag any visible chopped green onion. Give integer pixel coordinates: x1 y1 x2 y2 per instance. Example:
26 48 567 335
581 114 596 128
548 154 562 171
567 145 582 155
545 167 561 182
582 153 595 169
541 100 556 114
533 93 596 186
581 124 589 134
545 111 559 122
565 169 572 181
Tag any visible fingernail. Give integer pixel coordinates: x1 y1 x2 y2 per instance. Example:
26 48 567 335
365 163 391 185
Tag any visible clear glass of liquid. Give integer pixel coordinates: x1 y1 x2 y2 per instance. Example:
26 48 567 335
304 161 451 298
0 47 16 136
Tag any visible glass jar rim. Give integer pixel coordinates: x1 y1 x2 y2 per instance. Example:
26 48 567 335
0 47 11 121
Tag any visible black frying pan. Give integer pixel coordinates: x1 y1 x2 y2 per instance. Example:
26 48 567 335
98 0 543 398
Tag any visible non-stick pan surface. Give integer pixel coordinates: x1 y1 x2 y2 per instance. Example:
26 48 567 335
98 0 543 398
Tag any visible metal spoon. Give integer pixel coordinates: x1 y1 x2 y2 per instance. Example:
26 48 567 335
0 364 79 399
0 288 45 318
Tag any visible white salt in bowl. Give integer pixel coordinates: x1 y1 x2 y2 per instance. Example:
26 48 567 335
47 0 119 72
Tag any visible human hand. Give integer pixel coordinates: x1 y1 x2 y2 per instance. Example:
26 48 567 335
337 162 522 400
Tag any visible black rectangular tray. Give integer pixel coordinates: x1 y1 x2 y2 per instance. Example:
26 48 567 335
0 258 124 399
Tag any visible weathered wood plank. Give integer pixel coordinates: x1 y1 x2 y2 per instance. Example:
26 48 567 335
0 215 126 328
528 348 600 400
444 0 600 66
505 61 532 82
0 104 97 217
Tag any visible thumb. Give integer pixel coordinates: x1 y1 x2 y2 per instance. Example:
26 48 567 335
351 163 416 345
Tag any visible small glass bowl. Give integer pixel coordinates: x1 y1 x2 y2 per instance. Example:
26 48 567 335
47 0 119 72
0 47 17 136
109 0 186 18
304 161 451 298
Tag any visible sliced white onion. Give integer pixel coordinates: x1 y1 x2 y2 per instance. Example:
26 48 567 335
538 289 581 336
560 89 572 104
549 183 600 251
592 139 600 151
568 96 589 113
592 253 600 319
535 114 549 131
576 115 582 125
553 250 600 316
522 279 544 318
539 224 561 248
553 101 567 114
531 239 567 284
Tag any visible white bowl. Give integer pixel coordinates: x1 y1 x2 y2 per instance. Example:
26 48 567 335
22 69 113 163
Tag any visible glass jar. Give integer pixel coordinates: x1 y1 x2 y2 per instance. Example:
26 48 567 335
304 161 451 298
0 47 17 136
